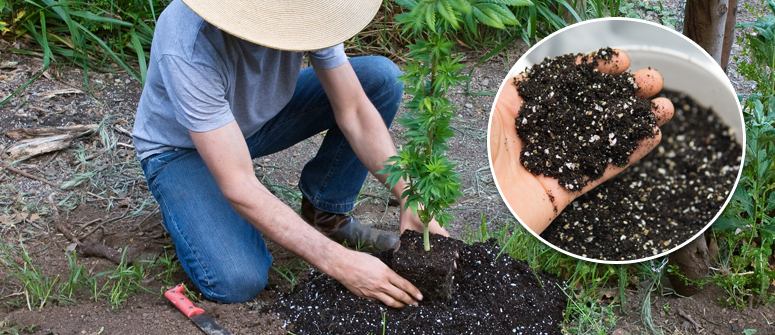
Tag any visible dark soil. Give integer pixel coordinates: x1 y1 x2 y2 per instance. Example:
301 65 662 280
392 231 457 302
516 47 658 191
541 90 742 261
270 232 567 335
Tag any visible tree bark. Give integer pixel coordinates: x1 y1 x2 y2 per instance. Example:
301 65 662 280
667 234 712 296
721 0 738 72
667 0 735 296
683 0 729 63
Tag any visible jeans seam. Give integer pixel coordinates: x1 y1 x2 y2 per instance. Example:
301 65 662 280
153 170 219 299
312 137 352 212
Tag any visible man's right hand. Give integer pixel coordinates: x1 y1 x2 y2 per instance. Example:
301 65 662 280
329 248 423 308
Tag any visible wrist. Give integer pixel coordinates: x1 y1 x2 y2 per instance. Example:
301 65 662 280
316 241 350 279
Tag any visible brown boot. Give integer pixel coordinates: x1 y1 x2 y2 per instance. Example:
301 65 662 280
301 197 399 252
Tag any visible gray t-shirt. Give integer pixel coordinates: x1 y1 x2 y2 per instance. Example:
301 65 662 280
132 0 348 160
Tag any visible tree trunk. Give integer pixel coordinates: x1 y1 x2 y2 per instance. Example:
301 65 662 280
683 0 729 63
721 0 738 72
667 0 736 296
667 233 712 296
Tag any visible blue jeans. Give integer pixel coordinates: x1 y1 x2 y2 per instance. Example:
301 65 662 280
141 56 403 303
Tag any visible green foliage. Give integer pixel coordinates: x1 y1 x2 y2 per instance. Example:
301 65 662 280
384 0 530 250
0 0 165 84
0 240 61 311
713 1 775 309
59 251 86 300
737 0 775 98
619 0 678 30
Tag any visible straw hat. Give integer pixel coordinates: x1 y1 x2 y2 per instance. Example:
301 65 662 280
181 0 382 51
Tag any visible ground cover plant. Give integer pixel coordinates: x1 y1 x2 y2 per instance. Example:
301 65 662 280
515 47 658 191
710 0 775 309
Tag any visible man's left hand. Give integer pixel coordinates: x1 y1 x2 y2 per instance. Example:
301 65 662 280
398 206 450 237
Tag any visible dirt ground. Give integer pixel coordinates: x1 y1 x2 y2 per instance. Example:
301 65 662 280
1 0 774 334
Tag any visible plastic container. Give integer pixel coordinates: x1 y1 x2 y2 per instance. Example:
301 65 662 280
491 18 745 263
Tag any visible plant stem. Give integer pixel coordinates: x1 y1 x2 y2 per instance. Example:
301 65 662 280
423 224 430 251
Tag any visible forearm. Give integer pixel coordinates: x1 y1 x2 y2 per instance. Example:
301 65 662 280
335 99 408 202
225 178 347 275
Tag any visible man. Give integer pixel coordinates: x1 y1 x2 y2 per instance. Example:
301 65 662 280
132 0 447 308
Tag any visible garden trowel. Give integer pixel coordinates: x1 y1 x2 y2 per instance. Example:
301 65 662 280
164 284 233 335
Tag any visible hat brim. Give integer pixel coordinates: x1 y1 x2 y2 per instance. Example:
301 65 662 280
182 0 382 51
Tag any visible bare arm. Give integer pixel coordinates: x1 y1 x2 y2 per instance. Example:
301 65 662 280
314 61 449 236
189 121 422 307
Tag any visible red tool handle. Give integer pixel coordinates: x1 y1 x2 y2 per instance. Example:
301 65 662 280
165 284 205 317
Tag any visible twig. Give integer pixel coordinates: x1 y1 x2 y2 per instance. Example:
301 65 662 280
136 206 161 231
83 149 107 161
0 161 61 188
40 151 60 169
49 194 80 244
112 125 133 138
49 193 128 265
678 308 700 332
78 217 103 229
78 206 131 240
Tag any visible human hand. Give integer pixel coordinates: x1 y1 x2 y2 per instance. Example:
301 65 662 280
398 205 450 237
489 49 674 234
329 248 423 308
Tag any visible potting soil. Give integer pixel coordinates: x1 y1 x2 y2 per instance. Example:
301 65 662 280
541 90 742 261
270 231 567 335
516 47 658 191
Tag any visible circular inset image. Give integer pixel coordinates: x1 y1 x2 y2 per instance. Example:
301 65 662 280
487 18 745 263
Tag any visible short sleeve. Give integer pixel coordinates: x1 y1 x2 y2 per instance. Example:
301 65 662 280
158 55 234 132
308 43 347 69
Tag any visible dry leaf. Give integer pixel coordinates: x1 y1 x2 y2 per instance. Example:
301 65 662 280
29 213 39 222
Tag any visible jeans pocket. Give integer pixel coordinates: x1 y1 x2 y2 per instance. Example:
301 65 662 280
141 149 185 185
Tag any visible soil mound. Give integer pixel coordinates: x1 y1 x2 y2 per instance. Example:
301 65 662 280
270 231 567 334
516 47 658 191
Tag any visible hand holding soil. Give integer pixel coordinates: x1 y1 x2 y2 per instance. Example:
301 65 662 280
328 247 423 308
490 49 675 234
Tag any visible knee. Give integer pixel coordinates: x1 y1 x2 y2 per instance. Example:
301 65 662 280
201 259 272 304
353 56 404 107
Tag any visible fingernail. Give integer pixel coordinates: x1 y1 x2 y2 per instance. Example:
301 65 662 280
416 293 423 300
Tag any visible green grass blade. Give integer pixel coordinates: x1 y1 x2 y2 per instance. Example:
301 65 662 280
528 3 536 39
68 10 133 26
130 31 147 85
556 0 582 23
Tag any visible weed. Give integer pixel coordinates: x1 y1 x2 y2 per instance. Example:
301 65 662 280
0 240 62 311
155 247 182 287
0 318 37 335
105 249 151 309
619 0 678 29
636 258 669 335
271 259 308 292
58 251 86 301
713 0 775 309
561 290 616 335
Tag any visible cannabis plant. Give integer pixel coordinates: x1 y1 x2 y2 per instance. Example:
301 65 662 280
381 0 528 250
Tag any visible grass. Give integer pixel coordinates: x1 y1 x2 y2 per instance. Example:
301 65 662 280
1 238 185 311
0 240 62 311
